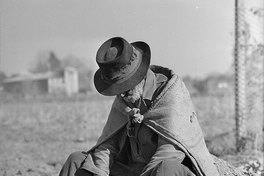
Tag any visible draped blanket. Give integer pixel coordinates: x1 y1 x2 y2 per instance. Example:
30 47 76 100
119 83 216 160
87 65 219 176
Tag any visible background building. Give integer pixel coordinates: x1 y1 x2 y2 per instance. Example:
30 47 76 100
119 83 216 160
2 67 79 96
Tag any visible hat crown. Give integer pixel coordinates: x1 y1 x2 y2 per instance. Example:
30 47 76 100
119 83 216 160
96 37 132 66
105 47 118 62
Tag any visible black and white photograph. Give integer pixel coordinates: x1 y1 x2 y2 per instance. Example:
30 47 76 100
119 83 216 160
0 0 263 175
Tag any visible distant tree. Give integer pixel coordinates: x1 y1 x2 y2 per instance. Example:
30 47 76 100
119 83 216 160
62 55 91 72
30 51 61 73
49 52 61 72
0 71 6 86
182 75 199 96
182 75 192 83
192 78 209 95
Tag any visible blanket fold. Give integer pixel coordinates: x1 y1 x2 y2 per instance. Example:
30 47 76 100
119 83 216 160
86 65 219 176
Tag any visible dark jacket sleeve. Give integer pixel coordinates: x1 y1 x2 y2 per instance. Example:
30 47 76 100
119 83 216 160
81 128 125 176
141 135 186 174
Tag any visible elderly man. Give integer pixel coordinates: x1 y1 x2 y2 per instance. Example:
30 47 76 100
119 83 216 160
59 37 219 176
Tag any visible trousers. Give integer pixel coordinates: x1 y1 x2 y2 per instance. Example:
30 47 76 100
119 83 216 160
59 151 196 176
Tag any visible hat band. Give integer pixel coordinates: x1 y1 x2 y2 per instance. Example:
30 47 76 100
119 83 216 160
101 47 142 83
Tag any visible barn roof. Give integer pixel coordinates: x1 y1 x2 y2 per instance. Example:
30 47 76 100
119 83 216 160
3 72 59 83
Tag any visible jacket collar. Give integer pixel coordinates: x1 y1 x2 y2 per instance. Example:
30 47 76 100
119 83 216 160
143 69 167 101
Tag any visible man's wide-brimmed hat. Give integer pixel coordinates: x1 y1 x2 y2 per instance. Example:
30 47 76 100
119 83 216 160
94 37 151 96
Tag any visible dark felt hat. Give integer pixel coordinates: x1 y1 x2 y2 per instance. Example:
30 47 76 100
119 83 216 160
94 37 151 96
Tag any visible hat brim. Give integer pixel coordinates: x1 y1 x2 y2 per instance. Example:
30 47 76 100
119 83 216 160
94 41 151 96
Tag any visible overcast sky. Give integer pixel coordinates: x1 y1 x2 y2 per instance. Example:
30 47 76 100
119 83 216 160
0 0 234 77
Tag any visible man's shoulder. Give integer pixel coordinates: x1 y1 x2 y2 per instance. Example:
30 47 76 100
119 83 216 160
149 65 177 79
155 72 168 85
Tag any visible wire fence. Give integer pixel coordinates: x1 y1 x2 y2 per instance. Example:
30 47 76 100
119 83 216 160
234 0 264 154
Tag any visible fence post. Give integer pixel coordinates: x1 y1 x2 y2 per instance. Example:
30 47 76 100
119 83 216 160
234 0 247 153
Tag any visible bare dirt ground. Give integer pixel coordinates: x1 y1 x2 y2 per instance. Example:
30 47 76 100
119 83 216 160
0 94 263 176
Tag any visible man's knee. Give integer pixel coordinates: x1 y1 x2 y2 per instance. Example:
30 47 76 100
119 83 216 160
155 159 195 176
59 151 87 176
66 151 87 166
